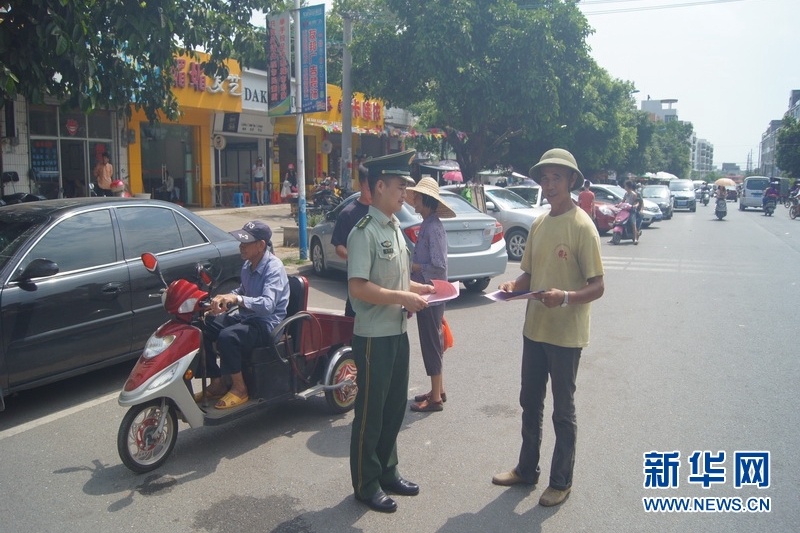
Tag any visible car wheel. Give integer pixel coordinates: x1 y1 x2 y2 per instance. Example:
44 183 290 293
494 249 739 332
739 203 745 211
310 238 326 276
463 278 491 293
505 229 527 261
690 206 696 212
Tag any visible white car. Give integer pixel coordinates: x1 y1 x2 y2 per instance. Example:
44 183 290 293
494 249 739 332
443 184 547 261
308 191 508 293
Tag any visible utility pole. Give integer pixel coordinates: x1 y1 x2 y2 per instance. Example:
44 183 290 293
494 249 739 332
341 15 353 192
293 0 307 259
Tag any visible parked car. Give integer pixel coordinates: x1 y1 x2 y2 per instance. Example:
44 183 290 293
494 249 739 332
0 198 244 409
641 184 674 220
443 184 544 261
568 191 614 234
668 179 697 212
589 184 663 227
308 191 507 293
739 176 770 210
506 185 551 211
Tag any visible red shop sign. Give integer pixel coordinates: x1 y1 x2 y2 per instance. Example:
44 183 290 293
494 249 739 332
66 118 79 136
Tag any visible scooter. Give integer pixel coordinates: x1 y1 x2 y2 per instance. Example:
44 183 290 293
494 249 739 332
116 253 357 473
764 196 777 217
789 194 800 220
610 202 638 245
702 190 710 206
715 197 727 220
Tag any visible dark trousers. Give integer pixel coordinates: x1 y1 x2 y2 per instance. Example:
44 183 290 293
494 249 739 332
516 337 581 490
417 304 445 376
350 333 409 498
203 313 266 377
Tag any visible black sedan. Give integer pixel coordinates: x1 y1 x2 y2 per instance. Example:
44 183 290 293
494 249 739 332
0 198 243 409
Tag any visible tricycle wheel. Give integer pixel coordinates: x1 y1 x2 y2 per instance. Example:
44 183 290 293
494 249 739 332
117 399 178 474
325 351 357 414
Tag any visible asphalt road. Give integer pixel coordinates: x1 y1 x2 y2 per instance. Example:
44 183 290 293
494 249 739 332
1 201 797 532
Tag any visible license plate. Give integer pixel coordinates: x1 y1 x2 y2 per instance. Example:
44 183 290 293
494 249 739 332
753 192 762 197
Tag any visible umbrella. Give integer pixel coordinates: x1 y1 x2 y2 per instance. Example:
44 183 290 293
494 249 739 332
715 178 736 187
443 170 463 182
438 159 460 171
655 171 679 181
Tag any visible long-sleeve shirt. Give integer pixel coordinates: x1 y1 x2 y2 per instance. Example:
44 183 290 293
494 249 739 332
232 252 290 332
410 213 448 298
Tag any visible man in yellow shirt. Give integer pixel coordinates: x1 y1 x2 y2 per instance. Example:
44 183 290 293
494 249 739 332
492 148 605 507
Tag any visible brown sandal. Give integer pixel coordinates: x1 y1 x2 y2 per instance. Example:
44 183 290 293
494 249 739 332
410 398 444 412
413 391 447 403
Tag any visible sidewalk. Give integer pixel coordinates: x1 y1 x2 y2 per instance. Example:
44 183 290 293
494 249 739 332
189 202 312 275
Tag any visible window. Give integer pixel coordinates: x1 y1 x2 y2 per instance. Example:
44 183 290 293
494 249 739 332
116 207 184 258
21 210 117 274
87 110 112 139
175 214 208 247
29 105 58 136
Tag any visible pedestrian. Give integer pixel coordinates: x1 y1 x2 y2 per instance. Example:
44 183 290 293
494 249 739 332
94 152 113 196
199 221 290 409
330 171 372 317
347 158 433 513
285 163 297 189
577 179 595 220
622 180 641 244
406 177 455 413
252 157 266 205
492 148 604 507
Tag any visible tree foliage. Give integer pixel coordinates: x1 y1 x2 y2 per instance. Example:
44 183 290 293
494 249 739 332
0 0 282 121
776 115 800 179
345 0 594 181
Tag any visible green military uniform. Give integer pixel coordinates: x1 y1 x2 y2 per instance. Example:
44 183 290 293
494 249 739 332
347 203 412 499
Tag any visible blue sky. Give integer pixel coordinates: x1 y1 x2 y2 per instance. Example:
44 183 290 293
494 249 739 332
307 0 797 170
581 0 799 169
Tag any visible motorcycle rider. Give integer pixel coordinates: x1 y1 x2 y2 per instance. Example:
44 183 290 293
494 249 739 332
763 181 780 209
701 182 710 205
200 221 290 409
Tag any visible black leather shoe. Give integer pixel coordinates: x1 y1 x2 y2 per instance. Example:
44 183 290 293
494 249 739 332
382 477 420 496
355 490 397 513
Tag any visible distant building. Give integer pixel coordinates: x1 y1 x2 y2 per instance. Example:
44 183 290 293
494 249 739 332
759 90 800 178
721 162 741 175
691 134 714 174
640 98 680 123
760 119 783 178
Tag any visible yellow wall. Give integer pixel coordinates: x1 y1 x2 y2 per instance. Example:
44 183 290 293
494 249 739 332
126 52 241 207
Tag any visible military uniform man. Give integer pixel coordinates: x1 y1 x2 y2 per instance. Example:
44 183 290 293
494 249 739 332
347 151 432 513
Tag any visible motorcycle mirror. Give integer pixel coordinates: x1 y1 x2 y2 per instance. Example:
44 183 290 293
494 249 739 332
198 267 213 287
141 253 158 272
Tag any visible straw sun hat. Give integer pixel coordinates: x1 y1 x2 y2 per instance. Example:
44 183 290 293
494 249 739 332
407 177 456 219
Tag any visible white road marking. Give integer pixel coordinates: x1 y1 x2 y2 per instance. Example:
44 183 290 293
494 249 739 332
0 391 119 442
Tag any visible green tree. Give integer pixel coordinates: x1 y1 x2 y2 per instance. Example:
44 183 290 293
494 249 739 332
0 0 281 122
776 115 800 178
346 0 593 181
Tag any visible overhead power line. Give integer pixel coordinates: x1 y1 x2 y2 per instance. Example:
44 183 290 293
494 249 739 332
578 0 746 16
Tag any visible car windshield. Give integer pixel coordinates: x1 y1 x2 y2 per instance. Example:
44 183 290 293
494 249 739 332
438 192 481 214
509 187 540 204
642 186 668 199
669 181 693 192
0 211 48 270
486 189 533 210
745 179 769 190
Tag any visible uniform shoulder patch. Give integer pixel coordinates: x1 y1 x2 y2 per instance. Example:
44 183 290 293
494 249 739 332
355 214 372 229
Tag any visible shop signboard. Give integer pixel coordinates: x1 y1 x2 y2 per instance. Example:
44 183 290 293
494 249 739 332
300 5 327 113
268 13 292 117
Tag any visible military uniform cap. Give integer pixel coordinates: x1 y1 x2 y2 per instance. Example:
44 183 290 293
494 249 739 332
361 149 416 183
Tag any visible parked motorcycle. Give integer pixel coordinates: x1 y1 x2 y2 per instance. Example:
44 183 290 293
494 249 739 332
610 202 638 245
715 197 727 220
116 253 357 473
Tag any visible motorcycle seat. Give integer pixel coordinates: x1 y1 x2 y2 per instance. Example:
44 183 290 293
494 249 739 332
249 275 308 365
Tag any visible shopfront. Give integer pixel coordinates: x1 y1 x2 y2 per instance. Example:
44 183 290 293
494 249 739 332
126 52 242 207
27 104 121 198
273 84 385 194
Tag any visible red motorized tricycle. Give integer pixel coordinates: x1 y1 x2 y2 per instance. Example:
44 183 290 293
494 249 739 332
116 253 356 473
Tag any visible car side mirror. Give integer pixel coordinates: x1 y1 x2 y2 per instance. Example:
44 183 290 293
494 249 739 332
485 201 498 212
13 258 59 282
